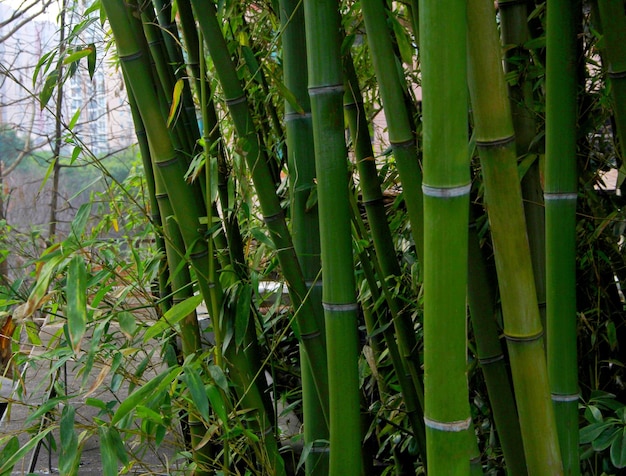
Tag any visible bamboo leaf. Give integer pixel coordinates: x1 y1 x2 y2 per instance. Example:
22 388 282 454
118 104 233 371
63 47 94 65
87 43 97 80
0 428 54 474
117 311 137 338
40 71 59 110
68 108 81 130
143 294 203 342
98 426 119 476
66 255 88 353
167 79 185 128
184 365 210 421
59 405 80 476
235 283 252 348
71 202 92 239
207 384 228 423
111 366 180 426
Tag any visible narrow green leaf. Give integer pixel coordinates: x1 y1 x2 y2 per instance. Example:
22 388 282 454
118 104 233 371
98 426 118 476
66 255 88 353
63 47 93 65
0 428 54 474
59 405 80 476
184 365 210 421
143 294 203 342
68 108 81 130
40 71 59 110
111 367 180 425
87 43 96 80
71 202 92 239
207 384 228 423
235 284 252 347
69 146 82 165
167 79 185 127
117 311 137 338
38 157 57 196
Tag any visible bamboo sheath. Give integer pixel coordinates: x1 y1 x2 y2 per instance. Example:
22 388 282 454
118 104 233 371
545 0 580 473
303 0 362 473
279 0 330 473
187 0 331 422
466 1 564 474
419 0 471 473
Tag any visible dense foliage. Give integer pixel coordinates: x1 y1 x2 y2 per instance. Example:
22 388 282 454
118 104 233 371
2 1 626 475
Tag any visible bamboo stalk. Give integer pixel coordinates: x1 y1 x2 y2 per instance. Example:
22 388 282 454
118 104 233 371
466 0 563 473
361 0 424 263
279 0 330 473
499 0 547 330
545 0 580 473
467 216 528 475
303 0 362 473
596 0 626 190
418 0 471 473
187 0 331 422
343 54 427 464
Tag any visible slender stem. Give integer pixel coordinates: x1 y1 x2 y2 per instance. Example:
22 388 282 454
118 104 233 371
419 0 471 473
466 1 563 473
545 0 580 473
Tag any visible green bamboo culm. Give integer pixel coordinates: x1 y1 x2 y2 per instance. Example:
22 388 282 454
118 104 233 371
360 0 424 264
187 0 331 422
303 0 362 474
418 0 471 473
545 0 580 473
467 217 528 476
279 0 330 473
466 0 564 474
596 0 626 191
343 55 428 464
499 0 547 331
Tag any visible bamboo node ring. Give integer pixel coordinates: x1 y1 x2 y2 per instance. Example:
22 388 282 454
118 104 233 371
609 70 626 80
305 280 323 288
285 112 312 122
190 249 209 260
322 302 359 312
424 416 471 432
120 51 143 62
503 330 544 343
308 84 344 96
156 156 180 168
310 444 330 453
362 196 385 206
263 210 284 223
551 393 579 402
478 354 505 365
544 192 577 201
422 183 471 198
226 95 247 107
390 138 415 149
301 331 321 340
475 135 515 148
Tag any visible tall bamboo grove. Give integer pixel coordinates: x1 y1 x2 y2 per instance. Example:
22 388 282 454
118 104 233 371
57 0 626 474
